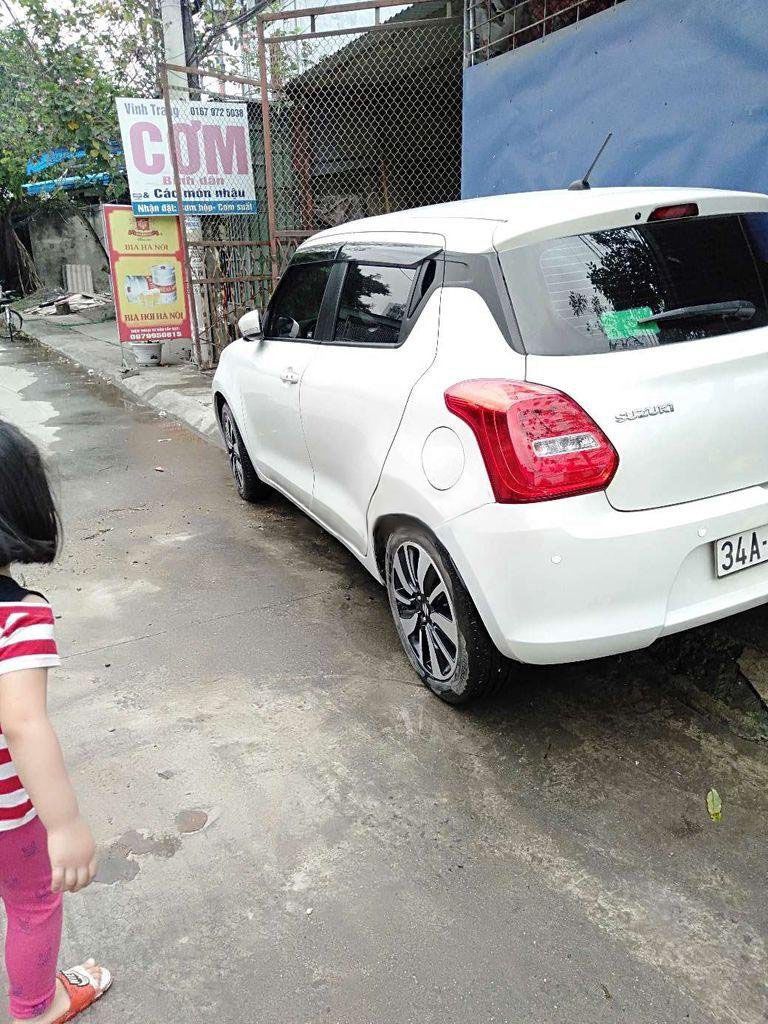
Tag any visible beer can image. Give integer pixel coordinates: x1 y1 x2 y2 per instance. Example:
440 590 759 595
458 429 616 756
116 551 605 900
125 275 150 303
151 264 177 304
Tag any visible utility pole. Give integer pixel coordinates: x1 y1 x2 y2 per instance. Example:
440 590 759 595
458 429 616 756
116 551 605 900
160 0 187 90
161 0 199 87
159 0 212 367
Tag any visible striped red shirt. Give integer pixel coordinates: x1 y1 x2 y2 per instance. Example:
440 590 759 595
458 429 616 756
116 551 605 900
0 602 60 831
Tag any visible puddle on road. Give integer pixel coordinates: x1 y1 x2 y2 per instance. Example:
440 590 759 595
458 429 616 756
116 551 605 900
0 356 60 452
95 828 181 885
0 334 160 453
95 809 216 885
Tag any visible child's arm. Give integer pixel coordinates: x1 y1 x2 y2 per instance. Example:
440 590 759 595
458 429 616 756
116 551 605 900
0 668 96 893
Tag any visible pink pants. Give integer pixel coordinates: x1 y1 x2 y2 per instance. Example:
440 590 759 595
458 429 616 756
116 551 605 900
0 817 62 1019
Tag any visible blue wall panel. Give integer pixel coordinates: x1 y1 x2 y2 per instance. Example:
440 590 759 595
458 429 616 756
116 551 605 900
462 0 768 198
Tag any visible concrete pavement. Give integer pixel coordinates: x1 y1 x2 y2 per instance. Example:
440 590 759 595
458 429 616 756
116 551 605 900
1 333 767 1024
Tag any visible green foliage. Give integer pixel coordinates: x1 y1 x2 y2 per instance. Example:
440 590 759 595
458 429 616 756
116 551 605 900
0 0 277 211
0 0 271 291
0 0 166 211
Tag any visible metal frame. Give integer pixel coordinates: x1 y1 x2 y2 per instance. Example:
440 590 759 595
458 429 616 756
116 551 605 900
256 0 461 281
159 0 462 365
161 61 274 367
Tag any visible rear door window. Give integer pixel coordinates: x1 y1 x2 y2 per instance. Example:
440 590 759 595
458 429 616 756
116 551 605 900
332 263 417 346
500 213 768 355
264 262 333 340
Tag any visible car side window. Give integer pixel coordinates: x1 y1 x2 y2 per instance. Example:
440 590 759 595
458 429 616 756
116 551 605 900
332 263 418 346
264 262 333 341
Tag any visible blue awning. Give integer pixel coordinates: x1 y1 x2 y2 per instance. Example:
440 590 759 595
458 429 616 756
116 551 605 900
26 148 85 176
22 172 113 196
25 142 122 176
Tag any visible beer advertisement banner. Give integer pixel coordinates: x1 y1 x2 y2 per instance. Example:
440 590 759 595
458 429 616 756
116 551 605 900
103 204 192 343
115 97 259 216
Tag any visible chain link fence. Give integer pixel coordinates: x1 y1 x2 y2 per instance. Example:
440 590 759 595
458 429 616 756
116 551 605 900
464 0 626 65
161 0 462 366
259 0 463 271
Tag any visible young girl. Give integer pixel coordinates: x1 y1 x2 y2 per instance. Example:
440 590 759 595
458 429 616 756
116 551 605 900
0 420 111 1023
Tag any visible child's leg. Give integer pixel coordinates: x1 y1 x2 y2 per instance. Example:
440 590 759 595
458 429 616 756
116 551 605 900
0 817 62 1020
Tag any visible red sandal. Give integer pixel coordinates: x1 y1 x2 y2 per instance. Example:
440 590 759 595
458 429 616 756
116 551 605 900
51 961 112 1023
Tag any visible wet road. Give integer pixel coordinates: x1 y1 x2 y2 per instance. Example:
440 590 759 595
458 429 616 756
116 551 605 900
1 335 766 1024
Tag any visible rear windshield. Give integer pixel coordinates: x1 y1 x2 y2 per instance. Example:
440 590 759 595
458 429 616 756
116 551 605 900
500 213 768 355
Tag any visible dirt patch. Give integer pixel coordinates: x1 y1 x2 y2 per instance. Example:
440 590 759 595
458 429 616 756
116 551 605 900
634 622 768 742
175 808 208 834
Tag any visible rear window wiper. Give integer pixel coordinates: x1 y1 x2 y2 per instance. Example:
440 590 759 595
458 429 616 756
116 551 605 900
637 300 756 326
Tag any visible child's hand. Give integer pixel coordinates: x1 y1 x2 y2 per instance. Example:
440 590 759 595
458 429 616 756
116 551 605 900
48 816 97 892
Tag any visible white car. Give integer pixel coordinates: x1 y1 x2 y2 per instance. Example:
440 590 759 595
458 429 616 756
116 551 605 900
213 186 768 703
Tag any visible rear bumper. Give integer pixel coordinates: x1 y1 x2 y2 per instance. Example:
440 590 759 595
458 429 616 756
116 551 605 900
435 486 768 664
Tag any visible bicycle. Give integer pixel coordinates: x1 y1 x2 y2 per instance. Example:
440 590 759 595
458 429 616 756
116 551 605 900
0 304 23 342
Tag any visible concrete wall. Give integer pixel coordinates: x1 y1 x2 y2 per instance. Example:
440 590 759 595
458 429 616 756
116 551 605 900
28 204 111 292
462 0 768 198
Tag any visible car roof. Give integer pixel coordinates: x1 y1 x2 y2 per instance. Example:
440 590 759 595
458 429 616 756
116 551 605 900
308 186 768 254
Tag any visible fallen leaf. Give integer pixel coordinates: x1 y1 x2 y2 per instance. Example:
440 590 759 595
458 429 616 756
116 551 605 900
706 788 722 822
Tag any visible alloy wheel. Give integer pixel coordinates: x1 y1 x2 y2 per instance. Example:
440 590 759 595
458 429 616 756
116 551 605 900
391 541 458 681
223 411 245 492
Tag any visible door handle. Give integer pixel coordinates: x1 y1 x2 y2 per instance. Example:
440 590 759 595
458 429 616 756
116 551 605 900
280 368 300 385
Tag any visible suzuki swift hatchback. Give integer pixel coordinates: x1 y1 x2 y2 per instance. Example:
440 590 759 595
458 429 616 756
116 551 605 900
213 187 768 703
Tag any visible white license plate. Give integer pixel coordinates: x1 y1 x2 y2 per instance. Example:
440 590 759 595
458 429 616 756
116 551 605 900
715 527 768 578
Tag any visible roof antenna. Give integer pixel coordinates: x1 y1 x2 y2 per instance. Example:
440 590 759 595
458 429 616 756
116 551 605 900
568 132 613 191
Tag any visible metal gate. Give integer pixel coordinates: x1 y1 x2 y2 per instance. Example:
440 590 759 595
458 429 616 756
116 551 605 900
160 65 273 367
162 0 462 367
258 0 463 273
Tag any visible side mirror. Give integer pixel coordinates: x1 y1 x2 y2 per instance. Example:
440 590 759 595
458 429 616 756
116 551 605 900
238 309 262 341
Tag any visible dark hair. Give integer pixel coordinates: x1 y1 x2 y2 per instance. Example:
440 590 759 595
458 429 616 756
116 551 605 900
0 420 60 565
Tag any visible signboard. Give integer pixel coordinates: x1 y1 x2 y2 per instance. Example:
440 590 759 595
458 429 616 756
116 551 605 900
103 204 192 344
115 97 258 216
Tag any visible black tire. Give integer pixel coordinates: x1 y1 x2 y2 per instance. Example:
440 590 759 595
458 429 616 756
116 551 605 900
220 402 270 502
384 524 512 705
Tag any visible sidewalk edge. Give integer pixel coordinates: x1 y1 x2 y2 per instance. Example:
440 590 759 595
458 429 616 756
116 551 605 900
19 327 222 448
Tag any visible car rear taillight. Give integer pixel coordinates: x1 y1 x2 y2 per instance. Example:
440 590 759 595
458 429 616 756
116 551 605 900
648 203 699 221
444 380 618 503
